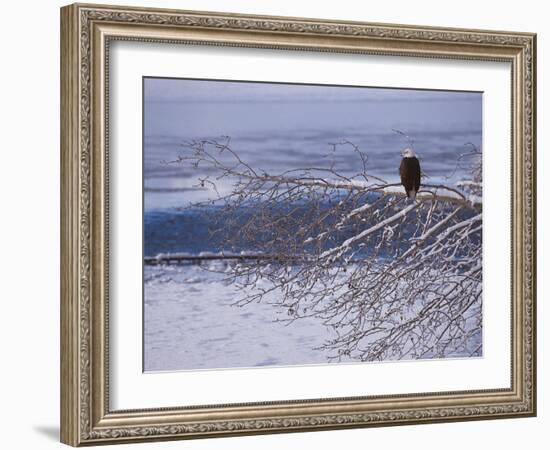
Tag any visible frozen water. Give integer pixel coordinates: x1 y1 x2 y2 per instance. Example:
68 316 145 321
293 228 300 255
144 264 337 371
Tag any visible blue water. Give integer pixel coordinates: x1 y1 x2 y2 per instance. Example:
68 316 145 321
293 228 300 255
144 201 480 259
143 79 482 255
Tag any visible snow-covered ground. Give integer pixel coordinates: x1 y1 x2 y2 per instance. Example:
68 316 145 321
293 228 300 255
144 263 337 371
144 260 482 371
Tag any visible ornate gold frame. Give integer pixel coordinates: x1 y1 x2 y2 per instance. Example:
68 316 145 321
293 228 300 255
60 3 536 446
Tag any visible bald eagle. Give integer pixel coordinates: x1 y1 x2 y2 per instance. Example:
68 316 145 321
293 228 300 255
399 148 421 201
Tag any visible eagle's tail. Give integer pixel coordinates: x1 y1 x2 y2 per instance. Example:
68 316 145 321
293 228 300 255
408 189 417 201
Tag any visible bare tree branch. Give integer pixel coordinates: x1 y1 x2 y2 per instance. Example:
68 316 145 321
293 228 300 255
170 138 483 362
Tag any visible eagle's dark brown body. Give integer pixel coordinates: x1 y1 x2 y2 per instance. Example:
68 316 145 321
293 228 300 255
399 156 421 200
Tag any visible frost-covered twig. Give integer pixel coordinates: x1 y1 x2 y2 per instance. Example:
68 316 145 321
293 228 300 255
172 137 483 362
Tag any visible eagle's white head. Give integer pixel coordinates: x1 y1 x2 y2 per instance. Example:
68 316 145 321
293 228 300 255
401 148 416 158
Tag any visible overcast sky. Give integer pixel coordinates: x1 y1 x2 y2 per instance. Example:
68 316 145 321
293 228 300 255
144 77 481 104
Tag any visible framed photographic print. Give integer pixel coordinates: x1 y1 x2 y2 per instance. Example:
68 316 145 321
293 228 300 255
60 3 537 446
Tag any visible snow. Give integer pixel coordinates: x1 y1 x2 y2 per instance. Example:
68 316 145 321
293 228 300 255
467 194 483 206
339 202 374 224
144 261 482 371
320 202 419 259
456 180 482 188
144 264 337 371
154 252 192 260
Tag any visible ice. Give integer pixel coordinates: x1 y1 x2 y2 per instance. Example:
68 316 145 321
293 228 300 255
143 264 337 372
143 262 481 371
